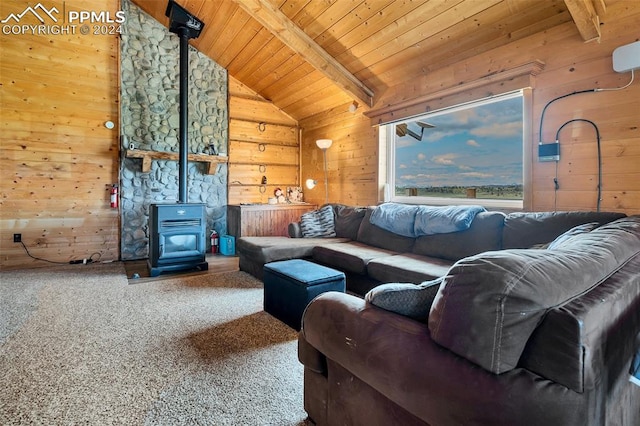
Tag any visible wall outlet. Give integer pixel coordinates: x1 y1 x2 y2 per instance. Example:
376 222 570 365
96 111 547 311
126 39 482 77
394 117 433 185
13 233 22 243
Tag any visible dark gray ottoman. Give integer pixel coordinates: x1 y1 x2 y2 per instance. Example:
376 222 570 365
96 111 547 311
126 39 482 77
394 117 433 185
263 259 346 330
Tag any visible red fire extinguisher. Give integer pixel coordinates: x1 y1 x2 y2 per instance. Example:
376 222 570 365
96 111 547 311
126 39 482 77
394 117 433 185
210 230 219 254
110 184 118 208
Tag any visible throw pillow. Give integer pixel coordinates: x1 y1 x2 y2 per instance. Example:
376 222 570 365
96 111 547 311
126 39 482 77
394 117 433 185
334 205 366 240
547 222 599 250
300 205 336 238
365 277 444 322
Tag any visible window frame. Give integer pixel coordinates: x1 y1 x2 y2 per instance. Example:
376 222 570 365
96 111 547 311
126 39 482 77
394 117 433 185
382 88 532 209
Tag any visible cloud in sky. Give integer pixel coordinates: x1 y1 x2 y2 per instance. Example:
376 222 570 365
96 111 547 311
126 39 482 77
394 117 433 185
431 153 457 165
400 173 441 180
466 139 480 147
423 129 461 143
396 138 418 148
471 121 522 138
460 172 494 178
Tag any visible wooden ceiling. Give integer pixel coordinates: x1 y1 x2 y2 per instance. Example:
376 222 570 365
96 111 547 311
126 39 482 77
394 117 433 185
131 0 608 122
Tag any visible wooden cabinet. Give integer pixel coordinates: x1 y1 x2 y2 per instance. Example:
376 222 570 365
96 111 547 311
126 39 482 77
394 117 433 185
227 204 317 238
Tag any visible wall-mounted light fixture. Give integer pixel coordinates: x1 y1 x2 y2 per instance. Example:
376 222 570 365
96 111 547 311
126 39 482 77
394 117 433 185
316 139 333 204
305 179 317 190
348 101 358 113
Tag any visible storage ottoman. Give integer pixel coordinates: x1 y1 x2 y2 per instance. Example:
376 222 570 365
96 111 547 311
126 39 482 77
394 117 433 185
263 259 346 330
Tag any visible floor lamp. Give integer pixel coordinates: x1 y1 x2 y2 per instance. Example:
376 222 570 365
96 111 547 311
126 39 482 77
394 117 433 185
316 139 332 204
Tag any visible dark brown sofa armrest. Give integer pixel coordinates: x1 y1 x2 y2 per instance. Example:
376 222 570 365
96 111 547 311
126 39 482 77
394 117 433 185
298 331 326 374
288 221 302 238
520 251 640 393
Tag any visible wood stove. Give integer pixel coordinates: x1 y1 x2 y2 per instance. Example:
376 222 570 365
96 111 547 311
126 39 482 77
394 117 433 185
147 1 208 277
148 203 207 277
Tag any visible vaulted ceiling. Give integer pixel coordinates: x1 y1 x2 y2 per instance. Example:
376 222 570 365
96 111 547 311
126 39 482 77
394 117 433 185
131 0 611 122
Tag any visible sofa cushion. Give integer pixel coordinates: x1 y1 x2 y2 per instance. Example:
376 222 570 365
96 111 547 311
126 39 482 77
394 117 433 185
236 236 349 264
366 253 453 284
334 205 366 240
365 277 444 322
501 211 625 249
356 208 415 253
312 241 397 275
429 216 640 374
368 203 486 237
547 221 599 249
412 211 506 261
300 205 336 238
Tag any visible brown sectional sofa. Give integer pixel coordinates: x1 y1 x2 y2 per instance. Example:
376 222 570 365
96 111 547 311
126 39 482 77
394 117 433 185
237 203 625 296
300 214 640 425
236 203 640 425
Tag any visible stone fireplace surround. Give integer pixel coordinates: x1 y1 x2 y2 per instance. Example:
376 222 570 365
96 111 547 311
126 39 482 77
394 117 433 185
119 0 228 260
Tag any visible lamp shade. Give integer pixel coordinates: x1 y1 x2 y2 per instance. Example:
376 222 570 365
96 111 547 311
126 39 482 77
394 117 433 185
316 139 333 149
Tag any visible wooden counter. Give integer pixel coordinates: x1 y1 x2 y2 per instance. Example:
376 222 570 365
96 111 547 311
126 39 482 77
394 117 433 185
227 203 317 238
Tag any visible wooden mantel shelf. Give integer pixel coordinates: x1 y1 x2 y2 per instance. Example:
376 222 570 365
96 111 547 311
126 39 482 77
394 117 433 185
125 149 228 174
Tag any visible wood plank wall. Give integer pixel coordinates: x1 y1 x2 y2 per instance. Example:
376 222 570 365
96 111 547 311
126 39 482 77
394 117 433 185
0 0 121 270
301 3 640 215
301 107 379 207
228 76 300 204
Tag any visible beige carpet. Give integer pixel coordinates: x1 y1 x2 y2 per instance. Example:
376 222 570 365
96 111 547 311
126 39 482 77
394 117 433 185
0 263 310 425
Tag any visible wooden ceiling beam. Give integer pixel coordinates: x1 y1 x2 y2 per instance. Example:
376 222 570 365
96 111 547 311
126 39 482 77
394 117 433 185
564 0 601 42
592 0 607 18
232 0 374 108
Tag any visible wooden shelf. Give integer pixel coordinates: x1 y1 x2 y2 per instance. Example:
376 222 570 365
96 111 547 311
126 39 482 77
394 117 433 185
125 149 228 174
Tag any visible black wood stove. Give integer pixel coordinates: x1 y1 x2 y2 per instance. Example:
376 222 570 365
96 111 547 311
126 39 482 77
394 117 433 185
147 1 207 277
148 203 207 277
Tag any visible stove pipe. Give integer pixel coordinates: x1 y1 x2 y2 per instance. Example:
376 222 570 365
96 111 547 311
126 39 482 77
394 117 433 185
178 28 189 203
165 0 205 203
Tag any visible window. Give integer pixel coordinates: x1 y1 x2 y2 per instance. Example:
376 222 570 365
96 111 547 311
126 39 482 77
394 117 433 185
384 90 530 209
